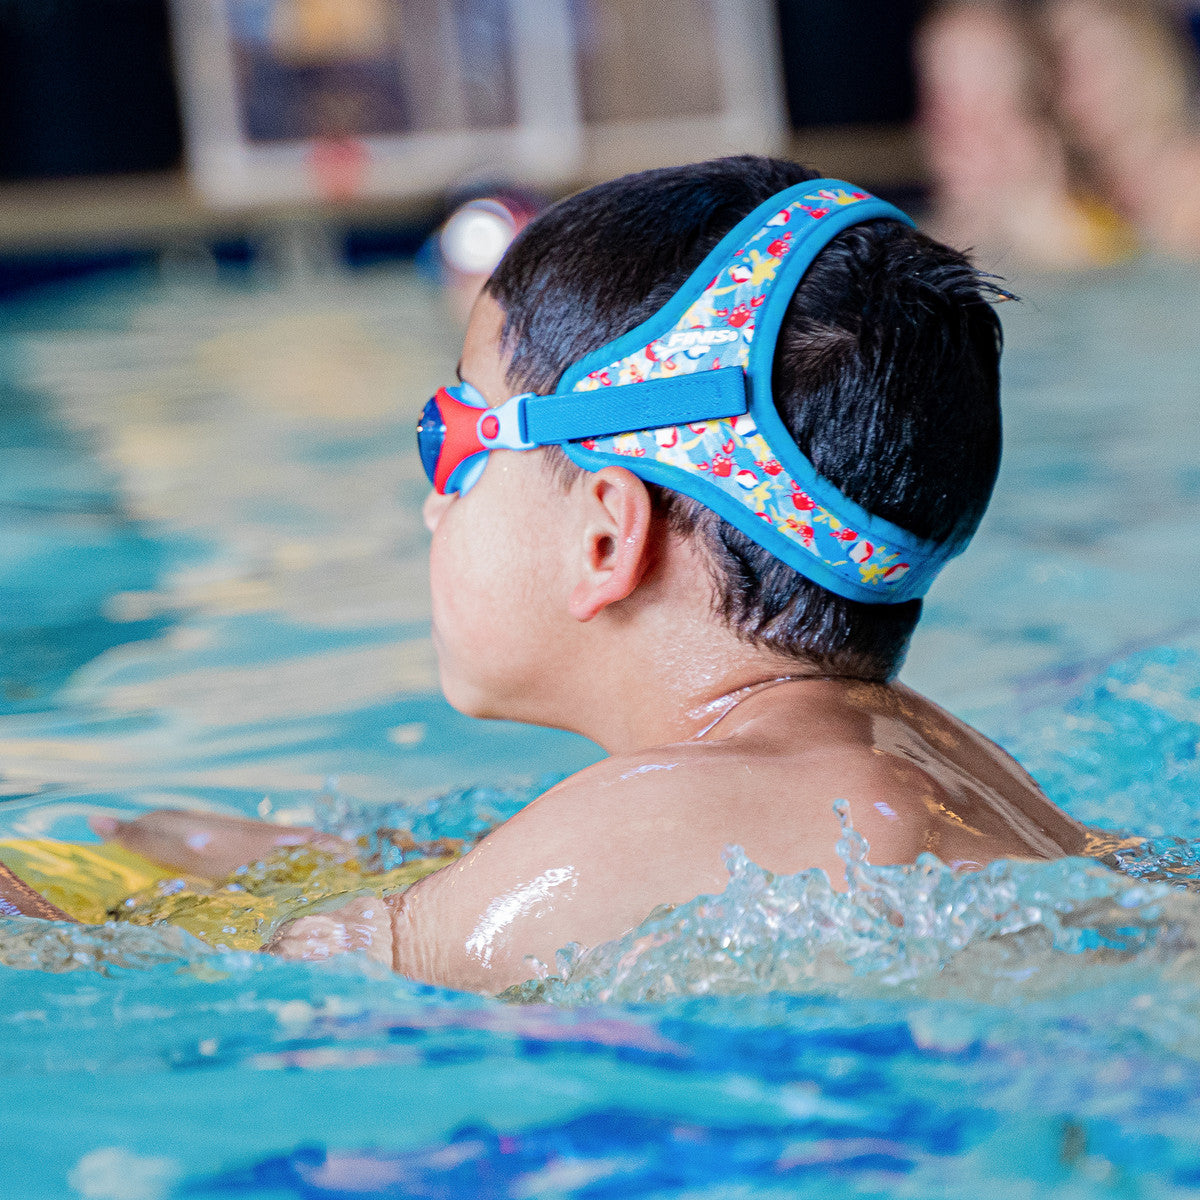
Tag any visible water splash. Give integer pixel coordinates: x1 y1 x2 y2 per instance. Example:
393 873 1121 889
110 842 453 951
0 915 206 975
6 649 1200 1015
507 801 1199 1007
310 778 555 868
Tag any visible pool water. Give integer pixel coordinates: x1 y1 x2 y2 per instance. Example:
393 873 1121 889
1 256 1199 1199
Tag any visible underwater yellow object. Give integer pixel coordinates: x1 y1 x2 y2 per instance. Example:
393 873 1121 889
1074 193 1140 265
0 839 172 924
0 838 456 951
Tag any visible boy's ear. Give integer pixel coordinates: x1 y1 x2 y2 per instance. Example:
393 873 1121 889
567 467 655 622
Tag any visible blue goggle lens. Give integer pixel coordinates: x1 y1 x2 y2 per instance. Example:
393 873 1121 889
417 396 446 487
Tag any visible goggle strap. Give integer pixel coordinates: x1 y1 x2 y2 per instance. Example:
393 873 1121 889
524 366 748 445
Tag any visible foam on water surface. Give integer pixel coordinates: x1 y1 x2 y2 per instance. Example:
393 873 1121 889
0 259 1199 1197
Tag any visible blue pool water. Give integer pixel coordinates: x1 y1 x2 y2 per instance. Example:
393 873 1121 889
1 257 1199 1198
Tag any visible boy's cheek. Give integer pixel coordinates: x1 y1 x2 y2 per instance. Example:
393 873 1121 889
426 540 497 706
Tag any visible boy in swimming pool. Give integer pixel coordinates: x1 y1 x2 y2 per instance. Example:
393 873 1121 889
52 157 1087 991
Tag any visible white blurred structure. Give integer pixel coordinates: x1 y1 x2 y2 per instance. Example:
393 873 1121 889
170 0 785 209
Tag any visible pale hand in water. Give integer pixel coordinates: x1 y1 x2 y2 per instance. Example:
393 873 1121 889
263 896 395 968
89 809 355 879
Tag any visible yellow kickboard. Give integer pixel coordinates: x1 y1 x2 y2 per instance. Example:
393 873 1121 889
0 837 457 950
0 839 177 924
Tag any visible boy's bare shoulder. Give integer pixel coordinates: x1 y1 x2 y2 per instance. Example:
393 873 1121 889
515 734 929 864
393 733 926 991
392 741 776 991
502 701 1081 878
528 739 748 808
456 738 767 880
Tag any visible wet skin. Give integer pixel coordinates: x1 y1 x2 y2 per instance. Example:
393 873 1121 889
98 293 1088 993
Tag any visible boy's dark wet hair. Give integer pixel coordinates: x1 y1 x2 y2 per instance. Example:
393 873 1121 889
486 155 1003 681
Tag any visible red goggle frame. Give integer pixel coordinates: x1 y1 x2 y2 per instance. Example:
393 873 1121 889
417 382 537 495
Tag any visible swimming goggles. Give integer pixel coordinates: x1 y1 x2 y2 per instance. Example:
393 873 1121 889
416 179 970 604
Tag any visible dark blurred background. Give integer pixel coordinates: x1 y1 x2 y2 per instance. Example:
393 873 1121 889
0 0 180 180
0 0 922 181
0 0 928 297
2 0 1199 296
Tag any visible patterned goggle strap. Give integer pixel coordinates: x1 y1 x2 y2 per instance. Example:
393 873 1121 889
541 179 965 605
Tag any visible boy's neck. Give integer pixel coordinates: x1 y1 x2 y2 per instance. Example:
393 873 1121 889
539 525 862 755
556 618 844 755
687 672 843 739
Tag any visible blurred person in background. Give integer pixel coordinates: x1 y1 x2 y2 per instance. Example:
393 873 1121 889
1045 0 1200 254
915 0 1127 267
917 0 1200 266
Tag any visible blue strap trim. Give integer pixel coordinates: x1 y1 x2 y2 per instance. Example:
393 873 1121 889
523 367 748 444
558 181 912 394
